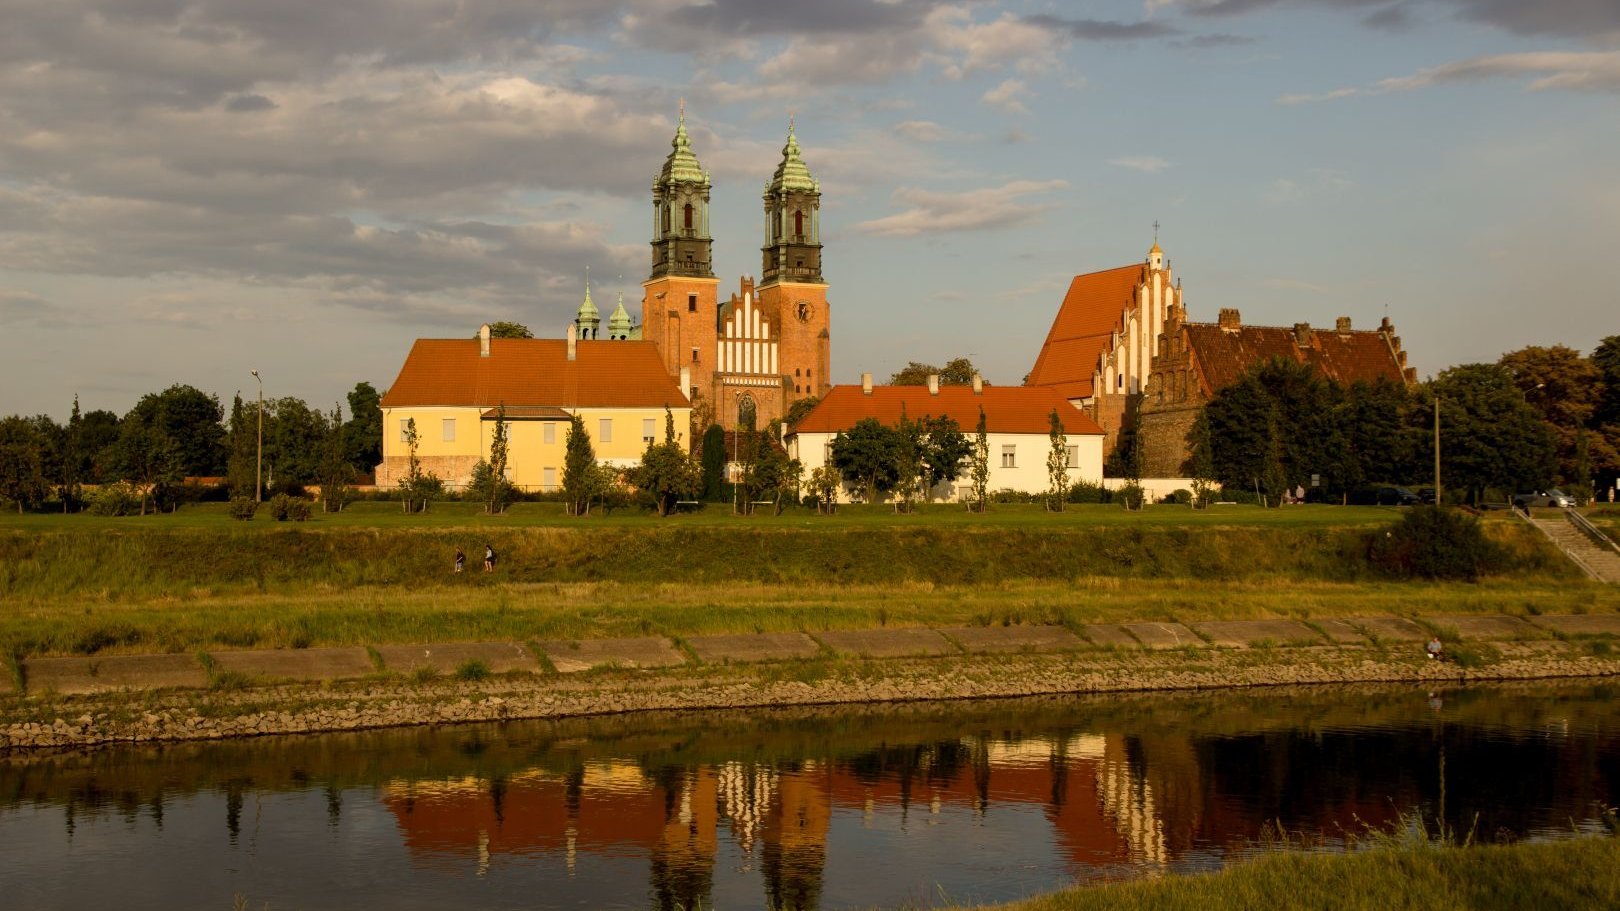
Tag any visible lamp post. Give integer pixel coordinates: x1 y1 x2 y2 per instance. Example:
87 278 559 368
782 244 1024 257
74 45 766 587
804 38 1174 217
250 370 263 502
1433 394 1441 506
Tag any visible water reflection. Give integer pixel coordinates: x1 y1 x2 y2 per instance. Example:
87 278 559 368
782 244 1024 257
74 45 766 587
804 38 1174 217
2 683 1617 910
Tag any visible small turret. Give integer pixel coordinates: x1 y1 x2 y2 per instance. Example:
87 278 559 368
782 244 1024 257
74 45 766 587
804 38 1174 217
608 292 633 340
575 270 600 339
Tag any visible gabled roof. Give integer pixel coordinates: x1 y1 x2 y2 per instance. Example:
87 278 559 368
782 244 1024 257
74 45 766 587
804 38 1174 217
1025 264 1146 399
380 339 686 409
789 385 1103 436
1183 323 1409 394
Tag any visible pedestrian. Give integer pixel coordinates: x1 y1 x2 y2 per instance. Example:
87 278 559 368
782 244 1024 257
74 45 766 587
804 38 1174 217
454 546 465 573
484 543 496 573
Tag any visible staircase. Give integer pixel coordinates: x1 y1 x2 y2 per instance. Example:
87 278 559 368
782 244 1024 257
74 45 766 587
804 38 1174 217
1525 509 1620 583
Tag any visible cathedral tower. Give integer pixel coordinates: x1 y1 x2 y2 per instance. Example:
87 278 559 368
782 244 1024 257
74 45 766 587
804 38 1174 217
756 120 831 400
641 104 720 395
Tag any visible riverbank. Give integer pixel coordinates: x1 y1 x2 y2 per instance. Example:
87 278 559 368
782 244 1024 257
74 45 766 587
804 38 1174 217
5 626 1618 751
967 835 1620 911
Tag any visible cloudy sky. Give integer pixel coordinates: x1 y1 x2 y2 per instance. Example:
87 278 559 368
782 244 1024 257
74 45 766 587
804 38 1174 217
2 0 1617 418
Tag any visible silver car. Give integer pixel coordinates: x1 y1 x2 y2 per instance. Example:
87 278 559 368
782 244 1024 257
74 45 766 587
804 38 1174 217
1514 489 1574 508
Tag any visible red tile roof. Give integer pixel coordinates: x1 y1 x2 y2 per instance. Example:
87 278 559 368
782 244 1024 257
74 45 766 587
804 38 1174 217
790 385 1102 436
1184 323 1408 394
380 339 686 409
1025 264 1145 398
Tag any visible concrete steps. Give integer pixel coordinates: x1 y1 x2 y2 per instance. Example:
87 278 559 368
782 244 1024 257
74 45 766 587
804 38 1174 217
1529 513 1620 583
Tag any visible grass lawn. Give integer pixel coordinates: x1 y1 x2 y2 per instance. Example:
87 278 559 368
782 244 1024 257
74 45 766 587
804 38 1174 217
968 836 1620 911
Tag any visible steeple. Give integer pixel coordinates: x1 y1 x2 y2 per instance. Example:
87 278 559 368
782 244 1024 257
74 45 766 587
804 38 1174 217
650 100 714 280
761 116 824 286
608 292 634 339
574 268 600 339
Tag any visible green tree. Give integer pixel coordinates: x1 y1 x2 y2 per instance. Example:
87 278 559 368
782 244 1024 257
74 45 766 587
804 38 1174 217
733 409 762 514
483 321 533 339
0 416 49 513
78 408 121 483
746 423 802 516
784 396 821 427
628 407 701 516
109 409 183 515
27 413 65 507
1417 364 1557 505
61 396 84 511
700 423 727 501
562 415 596 516
890 408 925 513
316 403 354 513
1337 378 1412 494
889 357 985 386
1183 410 1218 508
1590 336 1620 497
1500 344 1601 486
1201 359 1348 504
343 381 383 475
970 407 990 512
124 384 226 477
263 396 326 487
918 414 972 502
226 393 257 498
830 418 902 504
1046 409 1068 512
807 465 841 514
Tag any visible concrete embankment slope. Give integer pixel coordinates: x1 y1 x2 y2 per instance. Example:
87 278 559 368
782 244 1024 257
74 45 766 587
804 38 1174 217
5 612 1618 751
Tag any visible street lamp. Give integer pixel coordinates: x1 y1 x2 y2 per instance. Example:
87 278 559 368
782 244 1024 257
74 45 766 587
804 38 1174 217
250 370 263 502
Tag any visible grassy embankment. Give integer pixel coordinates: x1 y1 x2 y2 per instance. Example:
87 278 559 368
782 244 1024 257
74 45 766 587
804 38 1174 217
970 836 1620 911
0 502 1609 661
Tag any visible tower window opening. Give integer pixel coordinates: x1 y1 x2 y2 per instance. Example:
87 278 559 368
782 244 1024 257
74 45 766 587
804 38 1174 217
683 203 693 231
688 293 697 312
793 209 803 238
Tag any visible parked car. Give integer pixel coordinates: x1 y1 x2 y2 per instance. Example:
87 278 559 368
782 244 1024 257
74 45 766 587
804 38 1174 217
1513 489 1574 508
1350 485 1420 506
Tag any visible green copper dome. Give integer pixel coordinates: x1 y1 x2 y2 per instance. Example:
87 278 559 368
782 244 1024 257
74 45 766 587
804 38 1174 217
767 121 818 194
607 292 633 338
575 272 600 331
657 107 710 189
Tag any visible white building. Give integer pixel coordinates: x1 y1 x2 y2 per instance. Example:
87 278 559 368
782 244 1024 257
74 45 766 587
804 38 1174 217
786 373 1105 503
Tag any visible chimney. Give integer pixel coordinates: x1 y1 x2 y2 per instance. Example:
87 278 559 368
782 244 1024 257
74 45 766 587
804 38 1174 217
679 366 691 399
1335 316 1352 334
927 373 940 395
1218 308 1241 331
479 323 491 358
972 373 983 395
1293 322 1313 347
861 372 873 395
566 322 577 361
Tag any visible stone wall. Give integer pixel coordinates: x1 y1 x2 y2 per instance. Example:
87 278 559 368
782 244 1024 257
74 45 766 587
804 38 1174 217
1138 403 1201 478
374 454 483 490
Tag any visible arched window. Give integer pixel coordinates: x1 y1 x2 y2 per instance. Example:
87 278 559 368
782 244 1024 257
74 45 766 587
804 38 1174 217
795 368 801 377
793 209 804 238
661 205 670 233
683 203 693 230
737 394 757 430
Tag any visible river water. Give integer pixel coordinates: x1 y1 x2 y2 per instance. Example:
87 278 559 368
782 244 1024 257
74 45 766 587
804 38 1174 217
3 682 1617 910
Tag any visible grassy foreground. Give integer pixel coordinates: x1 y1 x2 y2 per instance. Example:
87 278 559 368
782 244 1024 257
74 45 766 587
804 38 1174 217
971 837 1620 911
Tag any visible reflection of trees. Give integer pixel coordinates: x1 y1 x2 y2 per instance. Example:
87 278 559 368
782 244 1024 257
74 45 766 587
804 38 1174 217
649 766 717 911
762 763 829 911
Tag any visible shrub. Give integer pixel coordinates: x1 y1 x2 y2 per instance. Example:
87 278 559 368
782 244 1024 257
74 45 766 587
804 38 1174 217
267 494 312 521
990 488 1037 504
1163 488 1193 505
268 493 291 521
1068 481 1113 504
86 483 141 516
1368 506 1501 581
454 658 491 681
228 497 258 521
1115 483 1146 509
286 497 312 522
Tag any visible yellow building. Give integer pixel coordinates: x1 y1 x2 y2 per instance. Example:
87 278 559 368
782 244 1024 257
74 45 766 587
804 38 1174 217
376 325 691 491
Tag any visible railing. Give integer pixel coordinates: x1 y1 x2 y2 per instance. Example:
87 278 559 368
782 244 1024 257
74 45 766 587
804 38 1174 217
1567 510 1620 556
1516 504 1599 581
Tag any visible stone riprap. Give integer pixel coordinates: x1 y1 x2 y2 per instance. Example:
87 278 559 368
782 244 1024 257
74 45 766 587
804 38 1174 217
1122 622 1202 650
23 654 208 695
211 648 375 682
538 637 684 674
943 625 1085 654
375 642 536 675
814 628 954 658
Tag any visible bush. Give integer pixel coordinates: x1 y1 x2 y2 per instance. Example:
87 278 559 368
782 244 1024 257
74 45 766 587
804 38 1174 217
990 488 1037 504
1068 481 1113 504
286 497 312 521
1163 488 1193 505
1368 506 1501 581
228 497 258 521
267 494 312 521
86 483 141 516
1115 483 1146 509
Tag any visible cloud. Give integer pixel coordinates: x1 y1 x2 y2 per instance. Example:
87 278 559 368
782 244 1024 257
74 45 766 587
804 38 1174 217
1173 33 1259 48
1024 14 1180 41
1264 169 1352 204
981 78 1032 114
894 120 979 143
928 8 1067 78
1150 0 1620 43
1109 156 1173 173
225 94 278 112
0 288 77 329
1280 50 1620 103
853 179 1069 236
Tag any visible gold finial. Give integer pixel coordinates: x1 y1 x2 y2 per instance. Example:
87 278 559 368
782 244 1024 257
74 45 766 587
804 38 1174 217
679 97 685 121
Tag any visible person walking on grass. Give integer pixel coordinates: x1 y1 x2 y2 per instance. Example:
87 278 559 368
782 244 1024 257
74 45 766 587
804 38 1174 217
454 546 465 573
484 543 496 573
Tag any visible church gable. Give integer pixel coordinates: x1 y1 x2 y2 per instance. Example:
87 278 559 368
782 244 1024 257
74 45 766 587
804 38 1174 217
1026 264 1145 399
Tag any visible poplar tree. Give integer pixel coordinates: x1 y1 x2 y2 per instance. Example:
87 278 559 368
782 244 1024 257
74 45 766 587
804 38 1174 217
1046 409 1068 512
971 407 990 513
562 415 596 516
317 403 354 513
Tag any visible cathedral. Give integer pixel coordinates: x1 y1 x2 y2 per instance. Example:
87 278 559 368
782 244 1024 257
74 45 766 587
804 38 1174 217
574 109 831 432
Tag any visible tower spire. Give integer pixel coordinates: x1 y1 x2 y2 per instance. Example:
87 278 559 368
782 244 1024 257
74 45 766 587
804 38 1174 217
650 103 714 279
575 267 600 339
761 117 823 285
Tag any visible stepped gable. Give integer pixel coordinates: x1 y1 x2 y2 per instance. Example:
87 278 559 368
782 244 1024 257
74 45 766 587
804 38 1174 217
1026 264 1146 399
1182 316 1413 394
792 385 1102 436
380 338 684 409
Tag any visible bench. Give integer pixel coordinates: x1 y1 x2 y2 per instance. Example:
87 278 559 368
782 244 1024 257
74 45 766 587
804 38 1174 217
672 500 702 512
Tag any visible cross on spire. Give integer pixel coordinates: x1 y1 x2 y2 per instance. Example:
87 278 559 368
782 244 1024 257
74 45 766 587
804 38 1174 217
1153 220 1160 242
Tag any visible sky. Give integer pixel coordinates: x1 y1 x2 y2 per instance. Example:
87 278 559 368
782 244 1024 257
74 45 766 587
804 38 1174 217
1 0 1617 419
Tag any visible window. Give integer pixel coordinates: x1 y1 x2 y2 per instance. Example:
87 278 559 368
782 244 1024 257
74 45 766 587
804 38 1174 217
1001 445 1016 469
793 209 803 237
598 418 613 443
542 467 556 490
543 422 556 444
737 395 756 430
643 418 656 445
1066 445 1079 469
399 418 411 442
688 293 698 313
683 202 693 230
441 418 456 442
691 347 700 363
